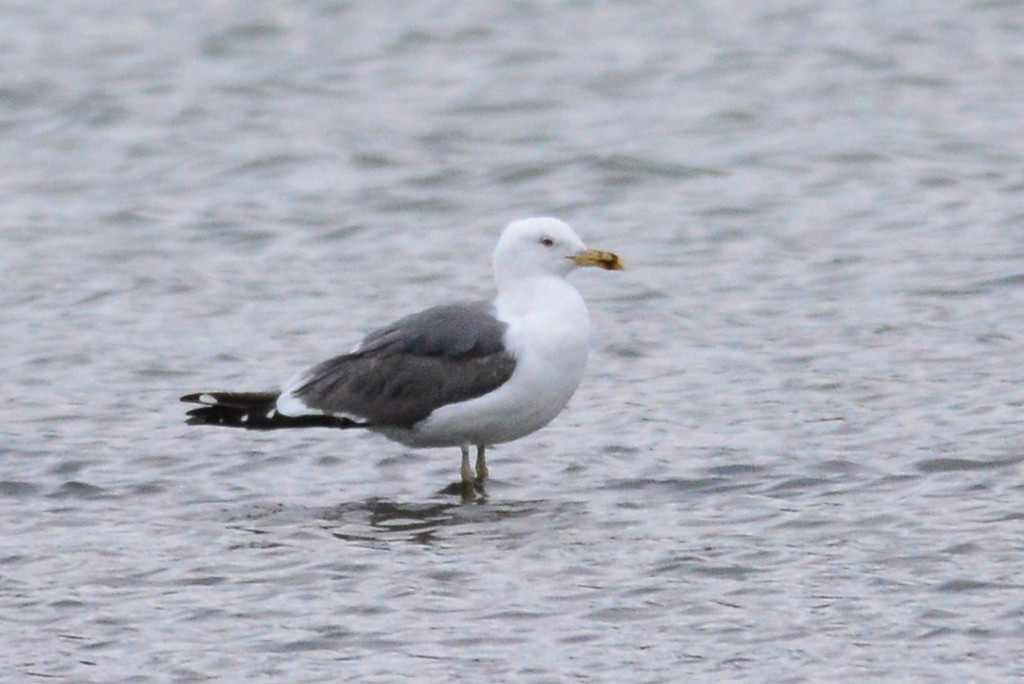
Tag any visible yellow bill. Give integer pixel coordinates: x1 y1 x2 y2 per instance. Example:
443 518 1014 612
574 249 624 271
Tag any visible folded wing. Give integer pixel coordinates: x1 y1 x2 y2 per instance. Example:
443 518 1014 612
282 302 517 428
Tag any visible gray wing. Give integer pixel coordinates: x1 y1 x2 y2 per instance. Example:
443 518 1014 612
287 301 516 428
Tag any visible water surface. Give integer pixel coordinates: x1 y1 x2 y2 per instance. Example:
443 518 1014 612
3 1 1024 681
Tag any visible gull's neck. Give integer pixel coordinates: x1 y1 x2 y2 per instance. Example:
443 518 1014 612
494 273 587 322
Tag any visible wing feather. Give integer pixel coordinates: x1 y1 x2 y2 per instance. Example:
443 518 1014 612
285 302 516 428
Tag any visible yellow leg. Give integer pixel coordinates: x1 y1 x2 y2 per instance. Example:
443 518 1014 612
474 445 489 480
460 445 475 484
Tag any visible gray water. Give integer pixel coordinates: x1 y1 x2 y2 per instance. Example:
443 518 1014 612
3 1 1024 681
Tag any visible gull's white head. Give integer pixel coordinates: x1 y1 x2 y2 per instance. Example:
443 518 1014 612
492 217 622 290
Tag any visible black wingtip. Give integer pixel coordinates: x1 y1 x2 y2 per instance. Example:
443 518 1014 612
183 405 240 427
179 391 279 429
180 390 369 431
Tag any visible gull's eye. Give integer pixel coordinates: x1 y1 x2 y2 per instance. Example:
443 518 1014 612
540 237 555 247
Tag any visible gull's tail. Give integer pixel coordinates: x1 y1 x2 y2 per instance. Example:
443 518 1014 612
180 391 364 430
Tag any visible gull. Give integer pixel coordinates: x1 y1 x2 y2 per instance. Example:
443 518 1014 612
180 217 622 493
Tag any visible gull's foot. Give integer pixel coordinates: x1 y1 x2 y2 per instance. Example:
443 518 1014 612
475 461 489 481
451 445 487 499
439 478 487 500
